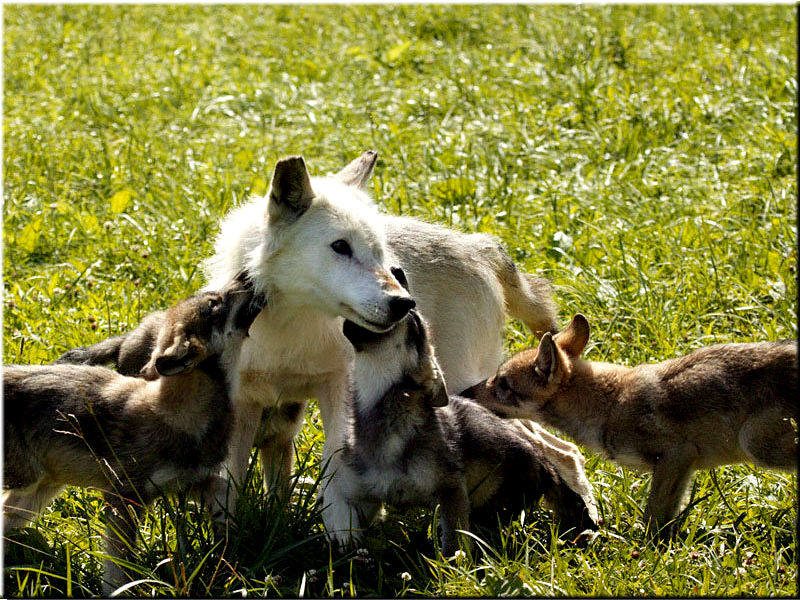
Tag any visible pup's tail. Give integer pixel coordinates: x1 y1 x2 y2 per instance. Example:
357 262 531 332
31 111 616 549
53 335 126 369
490 242 558 337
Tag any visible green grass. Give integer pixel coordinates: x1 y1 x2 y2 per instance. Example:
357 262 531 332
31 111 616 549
3 4 797 597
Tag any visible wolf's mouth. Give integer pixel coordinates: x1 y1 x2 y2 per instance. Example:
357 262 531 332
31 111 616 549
340 304 394 333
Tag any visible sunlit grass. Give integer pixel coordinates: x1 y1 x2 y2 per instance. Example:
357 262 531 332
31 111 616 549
3 4 796 597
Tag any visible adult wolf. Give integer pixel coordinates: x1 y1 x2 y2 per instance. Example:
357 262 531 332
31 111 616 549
203 151 596 539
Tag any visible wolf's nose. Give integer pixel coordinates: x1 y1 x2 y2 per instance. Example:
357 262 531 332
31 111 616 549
388 296 415 322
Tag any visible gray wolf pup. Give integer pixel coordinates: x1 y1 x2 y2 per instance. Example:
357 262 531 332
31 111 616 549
329 303 598 555
473 313 798 535
4 272 266 593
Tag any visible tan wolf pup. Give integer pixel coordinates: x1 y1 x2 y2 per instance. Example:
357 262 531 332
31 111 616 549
473 313 798 535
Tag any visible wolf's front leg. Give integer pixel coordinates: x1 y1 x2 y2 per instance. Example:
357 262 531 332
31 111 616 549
645 444 698 537
315 373 350 498
318 475 368 548
438 483 471 557
219 398 263 510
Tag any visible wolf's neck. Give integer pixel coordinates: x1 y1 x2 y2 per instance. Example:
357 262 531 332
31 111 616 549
216 342 245 400
544 361 631 450
351 354 401 412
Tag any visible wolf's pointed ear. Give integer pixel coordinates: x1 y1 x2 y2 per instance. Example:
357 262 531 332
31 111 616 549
267 156 315 223
555 313 590 357
534 332 558 380
153 337 207 377
334 150 378 189
427 377 450 408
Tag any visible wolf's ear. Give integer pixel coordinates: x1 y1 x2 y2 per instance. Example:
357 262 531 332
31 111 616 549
534 332 558 380
427 376 450 408
267 156 315 223
334 150 378 189
390 266 410 292
153 336 207 377
555 313 590 357
421 358 449 408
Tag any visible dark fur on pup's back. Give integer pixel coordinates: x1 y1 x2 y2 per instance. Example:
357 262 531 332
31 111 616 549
332 307 596 556
3 272 266 593
475 313 798 536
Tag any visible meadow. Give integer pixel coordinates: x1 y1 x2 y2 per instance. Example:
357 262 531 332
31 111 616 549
2 4 797 597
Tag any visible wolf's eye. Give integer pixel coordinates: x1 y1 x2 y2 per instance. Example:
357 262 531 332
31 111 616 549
207 297 222 313
330 239 353 257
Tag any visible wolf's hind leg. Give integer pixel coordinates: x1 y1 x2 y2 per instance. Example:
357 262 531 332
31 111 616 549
257 401 308 501
438 483 471 557
740 410 797 471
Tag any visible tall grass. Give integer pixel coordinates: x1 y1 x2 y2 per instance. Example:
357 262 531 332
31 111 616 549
3 4 796 596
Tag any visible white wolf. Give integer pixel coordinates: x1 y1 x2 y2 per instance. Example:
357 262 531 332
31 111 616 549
204 151 597 542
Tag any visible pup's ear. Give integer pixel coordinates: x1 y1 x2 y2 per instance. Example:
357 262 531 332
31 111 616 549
555 313 590 357
417 356 449 408
267 156 315 223
334 150 378 189
533 332 559 380
152 336 207 377
427 377 450 408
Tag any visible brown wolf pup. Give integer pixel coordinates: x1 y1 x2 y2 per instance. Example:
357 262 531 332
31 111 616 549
3 272 266 593
473 313 797 535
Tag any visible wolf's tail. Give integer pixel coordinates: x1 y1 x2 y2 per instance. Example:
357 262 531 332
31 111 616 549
53 335 127 369
490 241 558 336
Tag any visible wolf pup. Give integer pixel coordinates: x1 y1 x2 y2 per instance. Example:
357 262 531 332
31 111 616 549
325 294 597 555
3 272 266 593
475 313 798 535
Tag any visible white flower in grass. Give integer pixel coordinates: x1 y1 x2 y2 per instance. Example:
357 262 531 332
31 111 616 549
400 572 412 582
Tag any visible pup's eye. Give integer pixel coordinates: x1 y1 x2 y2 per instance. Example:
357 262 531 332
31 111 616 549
207 297 222 312
497 377 511 393
331 239 353 257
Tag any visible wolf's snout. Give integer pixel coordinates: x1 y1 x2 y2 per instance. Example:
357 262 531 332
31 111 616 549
388 296 415 322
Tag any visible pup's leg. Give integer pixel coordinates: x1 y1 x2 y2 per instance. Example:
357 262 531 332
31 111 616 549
52 334 126 366
2 481 63 530
257 401 308 500
740 409 798 471
102 490 143 596
193 475 235 539
438 483 471 557
644 445 698 537
318 474 364 548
